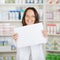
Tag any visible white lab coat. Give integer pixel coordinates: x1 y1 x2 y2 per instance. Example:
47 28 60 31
13 32 46 60
13 24 46 60
14 43 45 60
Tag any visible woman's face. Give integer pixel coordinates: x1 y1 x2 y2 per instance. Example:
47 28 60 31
25 9 35 25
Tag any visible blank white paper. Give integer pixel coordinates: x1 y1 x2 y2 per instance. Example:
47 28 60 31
14 23 47 48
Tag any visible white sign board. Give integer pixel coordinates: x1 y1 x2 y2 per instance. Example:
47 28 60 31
14 23 47 48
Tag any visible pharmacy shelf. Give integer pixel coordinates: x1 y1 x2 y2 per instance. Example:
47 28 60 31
46 50 60 53
46 21 60 23
0 35 13 37
48 34 60 36
0 3 43 6
45 3 55 6
0 50 16 56
0 50 16 53
0 20 22 23
0 20 44 23
0 0 44 58
45 3 60 5
0 46 16 53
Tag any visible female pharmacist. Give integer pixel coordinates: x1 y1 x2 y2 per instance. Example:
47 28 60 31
13 7 48 60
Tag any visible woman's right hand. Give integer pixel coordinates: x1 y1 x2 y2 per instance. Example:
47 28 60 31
13 33 18 41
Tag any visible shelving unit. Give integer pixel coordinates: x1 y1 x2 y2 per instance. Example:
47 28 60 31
48 34 60 36
0 0 60 60
0 0 44 60
0 0 44 23
45 0 60 60
46 50 60 53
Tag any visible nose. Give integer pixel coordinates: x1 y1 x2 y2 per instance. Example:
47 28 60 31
28 16 31 19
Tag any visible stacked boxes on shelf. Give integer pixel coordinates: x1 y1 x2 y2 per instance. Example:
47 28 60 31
46 37 54 50
0 9 24 20
46 37 60 50
46 0 60 52
0 40 8 46
0 0 44 60
0 23 16 51
0 23 14 35
54 5 60 20
5 0 15 3
47 23 60 35
0 56 16 60
46 5 54 21
46 53 60 60
46 23 60 50
46 5 60 21
0 7 43 21
0 11 8 20
0 0 43 4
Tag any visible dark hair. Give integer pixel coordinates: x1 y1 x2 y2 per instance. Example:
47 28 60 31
22 7 40 26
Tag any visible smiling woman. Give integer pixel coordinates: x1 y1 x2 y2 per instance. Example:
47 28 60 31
13 7 48 60
25 9 36 25
22 7 39 26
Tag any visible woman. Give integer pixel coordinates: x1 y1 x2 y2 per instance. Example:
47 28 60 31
13 7 48 60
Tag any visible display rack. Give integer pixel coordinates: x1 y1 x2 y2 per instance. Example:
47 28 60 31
1 0 60 60
46 0 60 60
0 0 44 60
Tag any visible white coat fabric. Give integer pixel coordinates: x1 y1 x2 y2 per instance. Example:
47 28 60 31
15 44 45 60
13 24 46 60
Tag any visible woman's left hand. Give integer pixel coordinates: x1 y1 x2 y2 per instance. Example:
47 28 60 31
42 30 48 37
